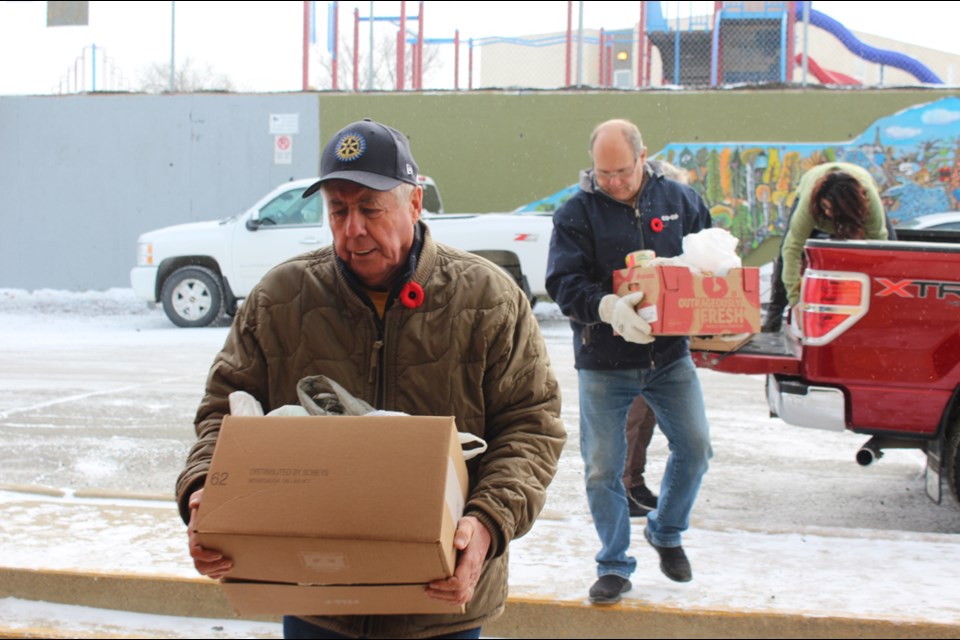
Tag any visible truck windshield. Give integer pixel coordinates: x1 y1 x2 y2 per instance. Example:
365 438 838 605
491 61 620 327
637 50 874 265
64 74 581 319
422 183 444 215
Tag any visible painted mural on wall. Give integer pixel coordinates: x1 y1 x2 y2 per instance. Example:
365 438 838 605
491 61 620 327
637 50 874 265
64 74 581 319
519 97 960 258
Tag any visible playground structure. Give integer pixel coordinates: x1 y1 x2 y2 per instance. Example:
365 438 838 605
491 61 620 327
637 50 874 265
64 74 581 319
319 1 946 91
643 1 943 87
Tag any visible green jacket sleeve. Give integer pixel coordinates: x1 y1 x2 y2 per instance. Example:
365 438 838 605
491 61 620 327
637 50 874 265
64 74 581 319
174 297 269 524
464 286 566 558
781 180 817 307
862 175 888 241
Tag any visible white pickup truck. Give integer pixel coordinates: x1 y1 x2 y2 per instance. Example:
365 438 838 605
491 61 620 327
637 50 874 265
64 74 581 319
130 176 553 327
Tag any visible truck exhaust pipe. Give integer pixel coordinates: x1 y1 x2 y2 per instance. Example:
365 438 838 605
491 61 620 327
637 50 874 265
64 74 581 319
856 436 925 467
856 441 883 466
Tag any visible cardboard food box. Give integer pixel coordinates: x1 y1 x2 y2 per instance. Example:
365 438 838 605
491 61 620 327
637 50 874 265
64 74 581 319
612 265 761 336
194 414 469 616
689 333 754 352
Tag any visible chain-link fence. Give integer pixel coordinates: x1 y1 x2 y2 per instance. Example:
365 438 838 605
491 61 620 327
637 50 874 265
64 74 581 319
317 1 958 91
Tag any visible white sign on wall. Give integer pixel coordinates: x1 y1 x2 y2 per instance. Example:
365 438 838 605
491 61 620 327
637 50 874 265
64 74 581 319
274 134 293 165
269 113 300 135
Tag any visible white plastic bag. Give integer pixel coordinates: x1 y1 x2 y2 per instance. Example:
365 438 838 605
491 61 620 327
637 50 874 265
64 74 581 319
228 390 265 416
679 228 742 276
228 384 488 460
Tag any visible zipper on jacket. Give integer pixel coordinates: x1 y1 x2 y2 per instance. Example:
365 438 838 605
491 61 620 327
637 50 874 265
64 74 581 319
368 339 384 385
634 205 647 250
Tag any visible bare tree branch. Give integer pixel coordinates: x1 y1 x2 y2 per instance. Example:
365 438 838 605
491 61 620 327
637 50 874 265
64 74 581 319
315 33 443 91
138 57 235 93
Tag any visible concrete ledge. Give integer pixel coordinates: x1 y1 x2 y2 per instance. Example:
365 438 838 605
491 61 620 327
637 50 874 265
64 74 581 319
486 598 960 639
3 567 959 639
0 484 173 502
0 626 85 639
71 489 174 502
0 484 66 498
0 568 266 622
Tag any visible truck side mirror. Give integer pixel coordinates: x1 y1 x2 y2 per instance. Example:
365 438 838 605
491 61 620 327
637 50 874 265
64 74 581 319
245 215 261 231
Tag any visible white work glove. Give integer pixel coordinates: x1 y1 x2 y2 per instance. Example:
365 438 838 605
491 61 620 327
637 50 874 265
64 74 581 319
598 292 655 345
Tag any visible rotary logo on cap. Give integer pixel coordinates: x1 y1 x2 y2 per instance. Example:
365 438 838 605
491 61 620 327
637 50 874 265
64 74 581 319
335 133 366 162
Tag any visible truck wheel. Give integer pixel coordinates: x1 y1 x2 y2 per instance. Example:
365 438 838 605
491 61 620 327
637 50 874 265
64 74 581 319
947 418 960 506
161 266 223 328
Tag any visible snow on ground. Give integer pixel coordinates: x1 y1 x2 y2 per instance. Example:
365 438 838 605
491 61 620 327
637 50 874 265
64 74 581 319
0 597 283 638
1 287 959 633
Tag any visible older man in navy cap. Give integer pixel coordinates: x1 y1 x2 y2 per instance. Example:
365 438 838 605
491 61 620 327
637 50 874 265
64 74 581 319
177 119 565 639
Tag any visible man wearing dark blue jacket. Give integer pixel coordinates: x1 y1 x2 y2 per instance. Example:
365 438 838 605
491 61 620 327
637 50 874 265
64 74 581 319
546 119 713 604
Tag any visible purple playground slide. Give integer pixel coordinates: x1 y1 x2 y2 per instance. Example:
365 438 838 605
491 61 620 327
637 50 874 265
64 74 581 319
794 1 943 84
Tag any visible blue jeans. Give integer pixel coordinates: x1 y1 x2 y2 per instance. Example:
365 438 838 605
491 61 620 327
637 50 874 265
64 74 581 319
282 616 481 639
579 357 712 578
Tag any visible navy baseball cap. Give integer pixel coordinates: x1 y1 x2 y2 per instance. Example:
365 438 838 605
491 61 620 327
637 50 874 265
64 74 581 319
302 119 419 198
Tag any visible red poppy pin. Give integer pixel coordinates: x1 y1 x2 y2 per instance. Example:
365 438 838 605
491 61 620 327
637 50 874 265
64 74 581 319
399 281 424 309
650 218 664 233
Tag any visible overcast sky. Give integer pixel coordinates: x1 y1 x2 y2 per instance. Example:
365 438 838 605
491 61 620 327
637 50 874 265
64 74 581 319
0 1 957 95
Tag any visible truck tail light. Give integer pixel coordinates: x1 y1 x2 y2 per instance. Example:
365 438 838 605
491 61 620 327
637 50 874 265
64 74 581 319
799 271 869 346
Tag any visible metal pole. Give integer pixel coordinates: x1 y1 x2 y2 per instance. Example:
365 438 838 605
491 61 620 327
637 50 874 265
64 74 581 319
398 1 406 90
469 38 473 90
786 0 796 84
410 40 418 91
714 0 723 85
674 29 680 85
417 1 424 90
607 36 613 87
91 43 97 92
637 2 645 87
332 1 339 90
354 8 360 91
303 1 310 90
801 0 809 87
454 30 460 90
599 28 605 86
576 1 584 87
565 0 572 87
169 1 175 92
368 1 374 91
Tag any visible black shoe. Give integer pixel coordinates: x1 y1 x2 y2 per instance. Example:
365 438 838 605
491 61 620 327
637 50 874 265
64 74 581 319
643 525 692 583
627 485 658 518
588 574 632 605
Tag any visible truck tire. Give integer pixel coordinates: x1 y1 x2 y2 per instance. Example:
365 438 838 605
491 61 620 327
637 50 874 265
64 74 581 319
160 266 224 328
946 418 960 506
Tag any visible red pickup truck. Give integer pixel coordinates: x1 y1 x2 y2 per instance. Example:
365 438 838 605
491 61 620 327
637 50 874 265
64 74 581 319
693 230 960 508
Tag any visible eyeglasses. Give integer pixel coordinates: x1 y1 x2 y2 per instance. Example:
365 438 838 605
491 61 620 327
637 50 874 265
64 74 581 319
594 159 638 182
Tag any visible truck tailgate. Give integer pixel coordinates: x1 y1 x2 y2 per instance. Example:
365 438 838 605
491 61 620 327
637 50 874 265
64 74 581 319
692 332 801 376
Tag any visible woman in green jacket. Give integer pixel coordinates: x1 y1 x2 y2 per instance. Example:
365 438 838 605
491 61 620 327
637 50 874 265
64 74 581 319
780 162 889 308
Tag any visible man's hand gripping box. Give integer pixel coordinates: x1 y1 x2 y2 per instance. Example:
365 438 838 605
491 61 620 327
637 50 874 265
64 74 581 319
193 414 469 616
612 265 761 336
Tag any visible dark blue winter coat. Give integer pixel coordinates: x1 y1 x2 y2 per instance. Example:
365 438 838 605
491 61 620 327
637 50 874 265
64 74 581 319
546 161 713 370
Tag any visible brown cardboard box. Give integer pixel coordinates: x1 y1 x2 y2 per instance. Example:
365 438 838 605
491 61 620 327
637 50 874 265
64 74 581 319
689 333 754 352
612 265 761 335
195 414 469 616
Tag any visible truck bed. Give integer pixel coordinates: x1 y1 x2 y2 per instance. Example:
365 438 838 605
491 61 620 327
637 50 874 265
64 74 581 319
695 236 960 439
692 330 801 375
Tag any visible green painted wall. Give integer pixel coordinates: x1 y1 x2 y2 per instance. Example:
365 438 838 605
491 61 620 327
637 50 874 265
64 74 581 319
316 89 959 214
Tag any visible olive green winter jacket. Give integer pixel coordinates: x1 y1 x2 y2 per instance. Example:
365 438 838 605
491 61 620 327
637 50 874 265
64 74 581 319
781 162 888 306
175 222 566 639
